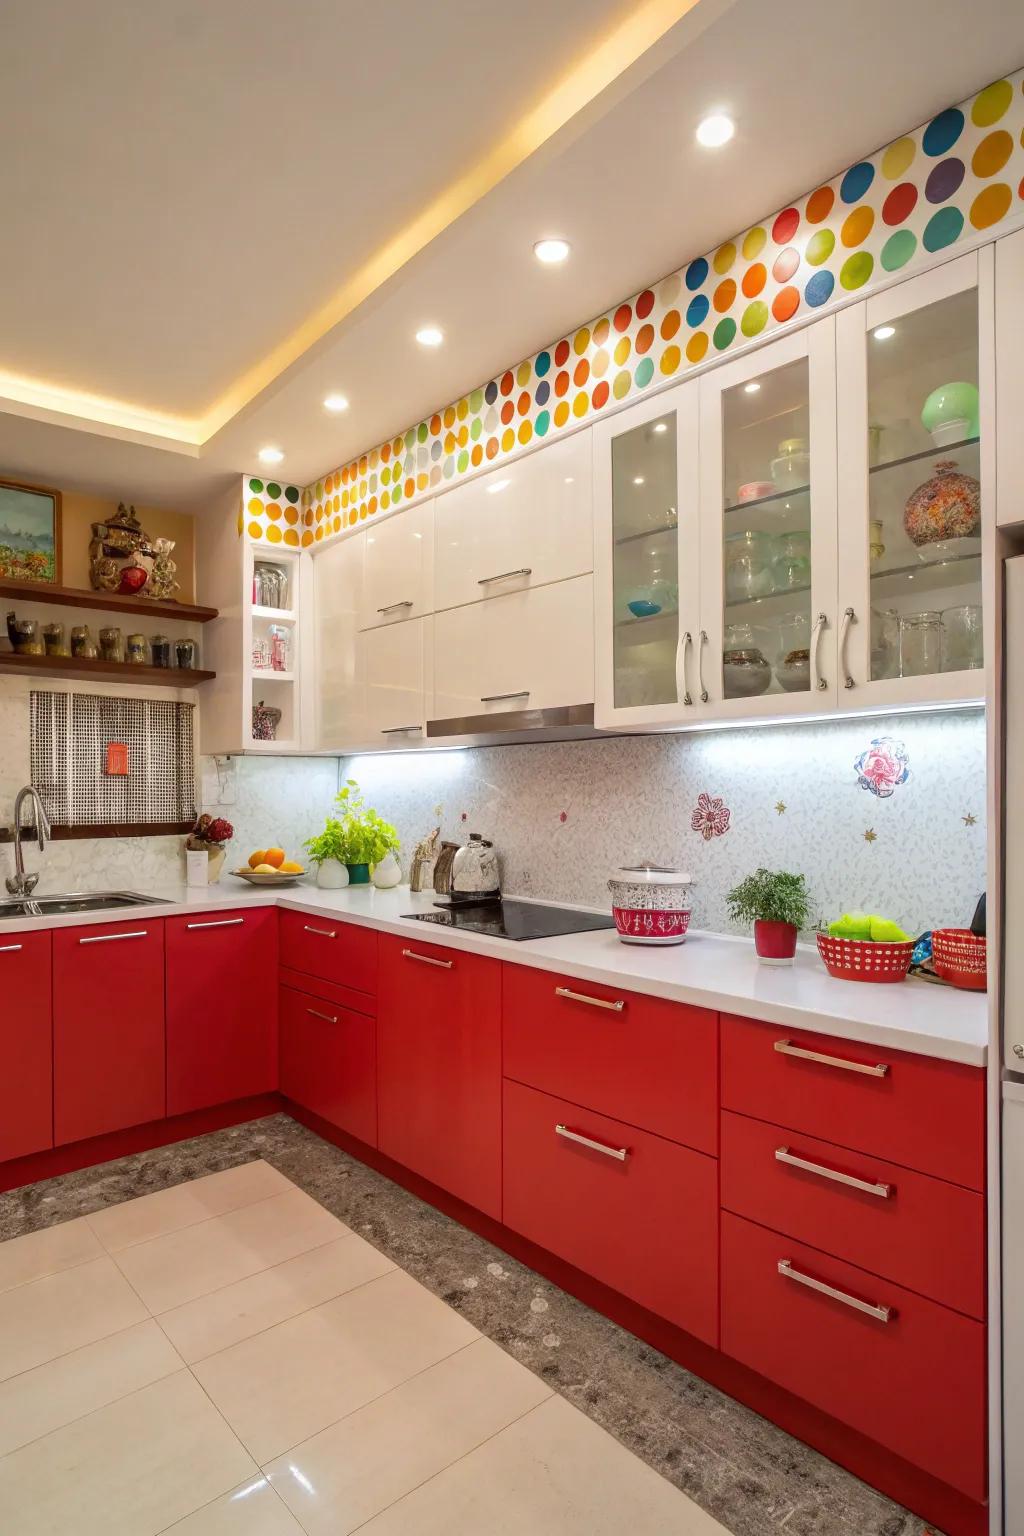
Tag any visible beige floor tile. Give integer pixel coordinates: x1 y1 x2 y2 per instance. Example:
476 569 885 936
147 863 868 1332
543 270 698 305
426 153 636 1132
265 1337 551 1536
160 1476 305 1534
0 1215 103 1295
115 1188 349 1313
194 1268 479 1463
0 1318 182 1456
356 1393 731 1536
159 1233 395 1363
87 1160 293 1253
0 1254 148 1382
0 1370 256 1536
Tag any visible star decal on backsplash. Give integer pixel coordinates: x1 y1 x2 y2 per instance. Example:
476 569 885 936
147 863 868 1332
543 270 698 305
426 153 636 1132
963 812 977 826
863 828 878 844
775 801 786 815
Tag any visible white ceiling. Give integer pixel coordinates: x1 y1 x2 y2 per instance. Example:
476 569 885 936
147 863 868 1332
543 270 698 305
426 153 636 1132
1 0 1021 508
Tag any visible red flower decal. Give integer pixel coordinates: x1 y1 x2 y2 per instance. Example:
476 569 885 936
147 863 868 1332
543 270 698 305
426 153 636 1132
691 792 731 841
559 810 568 823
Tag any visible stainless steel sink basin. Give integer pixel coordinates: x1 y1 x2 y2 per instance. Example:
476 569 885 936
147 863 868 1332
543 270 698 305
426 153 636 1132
0 891 171 918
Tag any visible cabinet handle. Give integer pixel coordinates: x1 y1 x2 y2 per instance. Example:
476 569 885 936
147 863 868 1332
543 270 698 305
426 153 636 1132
0 943 23 953
377 600 414 614
554 985 625 1013
380 724 422 734
775 1146 892 1199
839 606 856 690
774 1038 889 1078
696 628 709 704
78 930 148 944
555 1123 630 1161
478 567 532 586
480 690 530 703
810 611 828 691
186 918 245 930
778 1259 893 1322
307 1007 338 1024
681 631 693 707
402 948 453 969
303 925 336 939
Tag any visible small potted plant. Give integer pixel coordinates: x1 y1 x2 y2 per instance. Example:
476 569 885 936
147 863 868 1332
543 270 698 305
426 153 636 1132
726 867 810 965
184 813 234 885
304 781 400 887
303 816 350 890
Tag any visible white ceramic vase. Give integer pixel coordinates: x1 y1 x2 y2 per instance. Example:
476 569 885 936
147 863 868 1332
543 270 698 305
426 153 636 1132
316 859 350 889
371 851 402 889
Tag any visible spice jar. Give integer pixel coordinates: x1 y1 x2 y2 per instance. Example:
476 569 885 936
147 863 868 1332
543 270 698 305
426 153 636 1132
13 618 44 655
99 626 124 662
126 633 148 665
71 625 98 658
175 638 196 670
42 622 68 657
150 634 172 668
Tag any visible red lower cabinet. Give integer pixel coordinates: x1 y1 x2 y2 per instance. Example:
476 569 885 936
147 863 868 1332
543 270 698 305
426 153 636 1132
279 982 377 1146
377 935 501 1219
503 1078 719 1344
166 909 278 1115
54 920 166 1145
721 1211 986 1500
0 930 53 1161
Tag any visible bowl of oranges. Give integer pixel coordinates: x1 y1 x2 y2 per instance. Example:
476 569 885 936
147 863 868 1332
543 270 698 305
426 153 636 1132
231 847 307 886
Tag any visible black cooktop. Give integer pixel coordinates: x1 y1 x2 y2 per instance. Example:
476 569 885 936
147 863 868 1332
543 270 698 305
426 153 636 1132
403 898 616 942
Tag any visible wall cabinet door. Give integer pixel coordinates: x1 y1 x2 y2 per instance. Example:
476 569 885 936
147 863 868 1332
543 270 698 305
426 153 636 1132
0 931 52 1161
166 909 278 1116
316 534 366 749
279 981 377 1146
836 250 989 707
360 499 434 627
359 615 431 746
54 921 165 1144
433 433 592 612
432 574 593 724
377 935 502 1217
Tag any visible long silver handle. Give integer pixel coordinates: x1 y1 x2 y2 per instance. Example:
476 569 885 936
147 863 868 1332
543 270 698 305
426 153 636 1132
478 567 532 586
556 1123 630 1161
554 985 625 1013
778 1259 893 1322
79 930 148 944
839 606 855 690
681 631 693 706
186 918 244 930
810 611 828 691
480 690 530 703
775 1146 892 1199
303 925 336 938
0 943 23 953
377 600 414 614
774 1038 889 1078
307 1007 338 1024
696 628 709 704
402 948 453 969
380 724 422 734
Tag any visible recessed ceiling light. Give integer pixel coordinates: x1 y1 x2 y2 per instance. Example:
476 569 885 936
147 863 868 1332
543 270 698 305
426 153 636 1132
633 476 645 486
534 238 570 264
487 479 510 495
873 325 896 341
323 393 349 413
258 447 284 465
696 113 734 148
744 381 761 394
564 476 574 484
415 326 444 347
652 421 668 433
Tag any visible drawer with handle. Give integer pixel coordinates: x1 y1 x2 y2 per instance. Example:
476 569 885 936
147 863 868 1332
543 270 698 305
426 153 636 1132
721 1211 986 1499
721 1014 985 1190
279 982 377 1146
279 909 377 995
503 966 717 1153
503 1078 718 1344
721 1110 985 1318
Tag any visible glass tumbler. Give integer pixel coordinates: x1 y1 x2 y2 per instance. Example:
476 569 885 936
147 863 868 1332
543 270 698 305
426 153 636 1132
941 604 983 671
899 611 943 677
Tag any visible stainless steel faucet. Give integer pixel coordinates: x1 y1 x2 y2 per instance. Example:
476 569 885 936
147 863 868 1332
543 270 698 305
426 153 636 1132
6 785 51 897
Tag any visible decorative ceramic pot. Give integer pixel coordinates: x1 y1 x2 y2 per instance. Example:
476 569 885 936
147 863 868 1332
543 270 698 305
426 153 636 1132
372 852 402 889
316 859 349 890
754 919 798 965
346 862 370 885
206 846 226 883
920 381 979 443
903 459 980 547
607 865 694 946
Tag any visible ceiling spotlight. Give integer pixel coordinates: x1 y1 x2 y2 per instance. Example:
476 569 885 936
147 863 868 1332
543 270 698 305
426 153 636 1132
633 476 646 486
258 447 284 465
534 238 570 264
744 381 761 394
696 113 734 148
873 325 896 340
653 421 668 433
323 393 349 413
415 326 444 347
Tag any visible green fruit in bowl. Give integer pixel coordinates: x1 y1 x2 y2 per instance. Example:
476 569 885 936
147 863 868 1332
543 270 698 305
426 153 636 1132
869 916 911 943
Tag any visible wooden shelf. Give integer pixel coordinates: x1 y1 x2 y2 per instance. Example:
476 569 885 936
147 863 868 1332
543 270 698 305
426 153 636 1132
0 652 214 687
0 579 218 623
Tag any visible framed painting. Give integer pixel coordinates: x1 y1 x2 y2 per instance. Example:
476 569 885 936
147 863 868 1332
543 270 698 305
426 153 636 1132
0 478 62 587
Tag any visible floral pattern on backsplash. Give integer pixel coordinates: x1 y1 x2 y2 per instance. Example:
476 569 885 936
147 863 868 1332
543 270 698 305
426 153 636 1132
691 792 731 842
854 737 911 799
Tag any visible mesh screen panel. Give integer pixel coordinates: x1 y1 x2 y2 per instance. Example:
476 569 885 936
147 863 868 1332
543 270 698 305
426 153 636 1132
29 691 196 827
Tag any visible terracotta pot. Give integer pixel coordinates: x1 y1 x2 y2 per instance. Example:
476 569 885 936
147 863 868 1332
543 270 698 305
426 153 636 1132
754 919 798 965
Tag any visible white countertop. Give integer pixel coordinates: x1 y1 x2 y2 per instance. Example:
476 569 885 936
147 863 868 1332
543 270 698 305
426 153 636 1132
1 879 988 1066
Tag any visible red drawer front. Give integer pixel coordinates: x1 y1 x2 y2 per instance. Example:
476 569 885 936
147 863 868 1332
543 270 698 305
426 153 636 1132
721 1111 985 1320
279 983 377 1146
0 930 53 1161
721 1211 986 1499
279 966 377 1018
503 966 717 1154
279 910 377 995
503 1078 719 1344
54 920 166 1145
721 1014 985 1191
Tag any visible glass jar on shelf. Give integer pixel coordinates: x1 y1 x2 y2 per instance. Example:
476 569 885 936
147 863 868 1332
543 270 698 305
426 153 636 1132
770 530 812 594
940 604 983 672
42 622 67 656
99 627 124 663
723 622 773 698
269 625 291 672
775 612 811 693
870 608 900 681
150 634 172 668
725 530 773 604
126 633 148 665
175 638 197 670
898 611 943 677
70 625 97 658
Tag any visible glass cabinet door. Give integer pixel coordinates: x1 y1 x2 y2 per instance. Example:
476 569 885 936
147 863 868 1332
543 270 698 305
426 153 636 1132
837 252 988 703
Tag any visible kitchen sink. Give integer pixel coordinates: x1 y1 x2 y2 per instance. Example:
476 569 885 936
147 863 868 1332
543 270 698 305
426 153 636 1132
0 891 171 918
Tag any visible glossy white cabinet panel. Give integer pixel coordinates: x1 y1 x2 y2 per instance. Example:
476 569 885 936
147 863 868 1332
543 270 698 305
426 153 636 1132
316 536 366 749
361 617 430 744
360 500 434 628
433 434 593 613
996 228 1024 528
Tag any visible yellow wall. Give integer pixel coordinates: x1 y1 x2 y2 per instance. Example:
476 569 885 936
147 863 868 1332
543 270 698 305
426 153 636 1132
61 493 196 603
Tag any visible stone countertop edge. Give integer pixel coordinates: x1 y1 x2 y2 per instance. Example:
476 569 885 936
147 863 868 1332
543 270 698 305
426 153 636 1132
0 881 987 1067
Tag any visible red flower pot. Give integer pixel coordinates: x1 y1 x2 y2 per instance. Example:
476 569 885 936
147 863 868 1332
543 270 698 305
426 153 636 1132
754 919 798 965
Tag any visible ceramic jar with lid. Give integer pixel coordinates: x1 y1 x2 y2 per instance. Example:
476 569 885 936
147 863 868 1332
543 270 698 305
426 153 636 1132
770 437 810 491
724 530 773 603
99 626 124 662
723 623 772 697
903 459 980 546
607 864 694 946
70 625 97 658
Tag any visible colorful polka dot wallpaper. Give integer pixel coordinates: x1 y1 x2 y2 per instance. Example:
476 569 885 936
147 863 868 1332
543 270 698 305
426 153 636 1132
243 70 1024 547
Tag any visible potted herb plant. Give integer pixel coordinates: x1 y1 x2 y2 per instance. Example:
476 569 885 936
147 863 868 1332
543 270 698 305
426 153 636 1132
304 781 400 887
726 867 810 965
303 817 351 889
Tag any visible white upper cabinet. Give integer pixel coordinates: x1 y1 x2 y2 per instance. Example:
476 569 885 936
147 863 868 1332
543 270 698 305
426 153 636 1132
316 533 365 750
360 616 431 745
360 498 434 628
433 431 593 612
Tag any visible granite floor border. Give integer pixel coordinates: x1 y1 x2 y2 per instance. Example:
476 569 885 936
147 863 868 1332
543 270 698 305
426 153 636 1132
0 1114 938 1536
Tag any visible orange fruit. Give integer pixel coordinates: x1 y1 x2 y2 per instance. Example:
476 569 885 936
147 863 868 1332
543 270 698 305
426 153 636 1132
279 860 304 873
263 847 285 869
248 849 266 869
